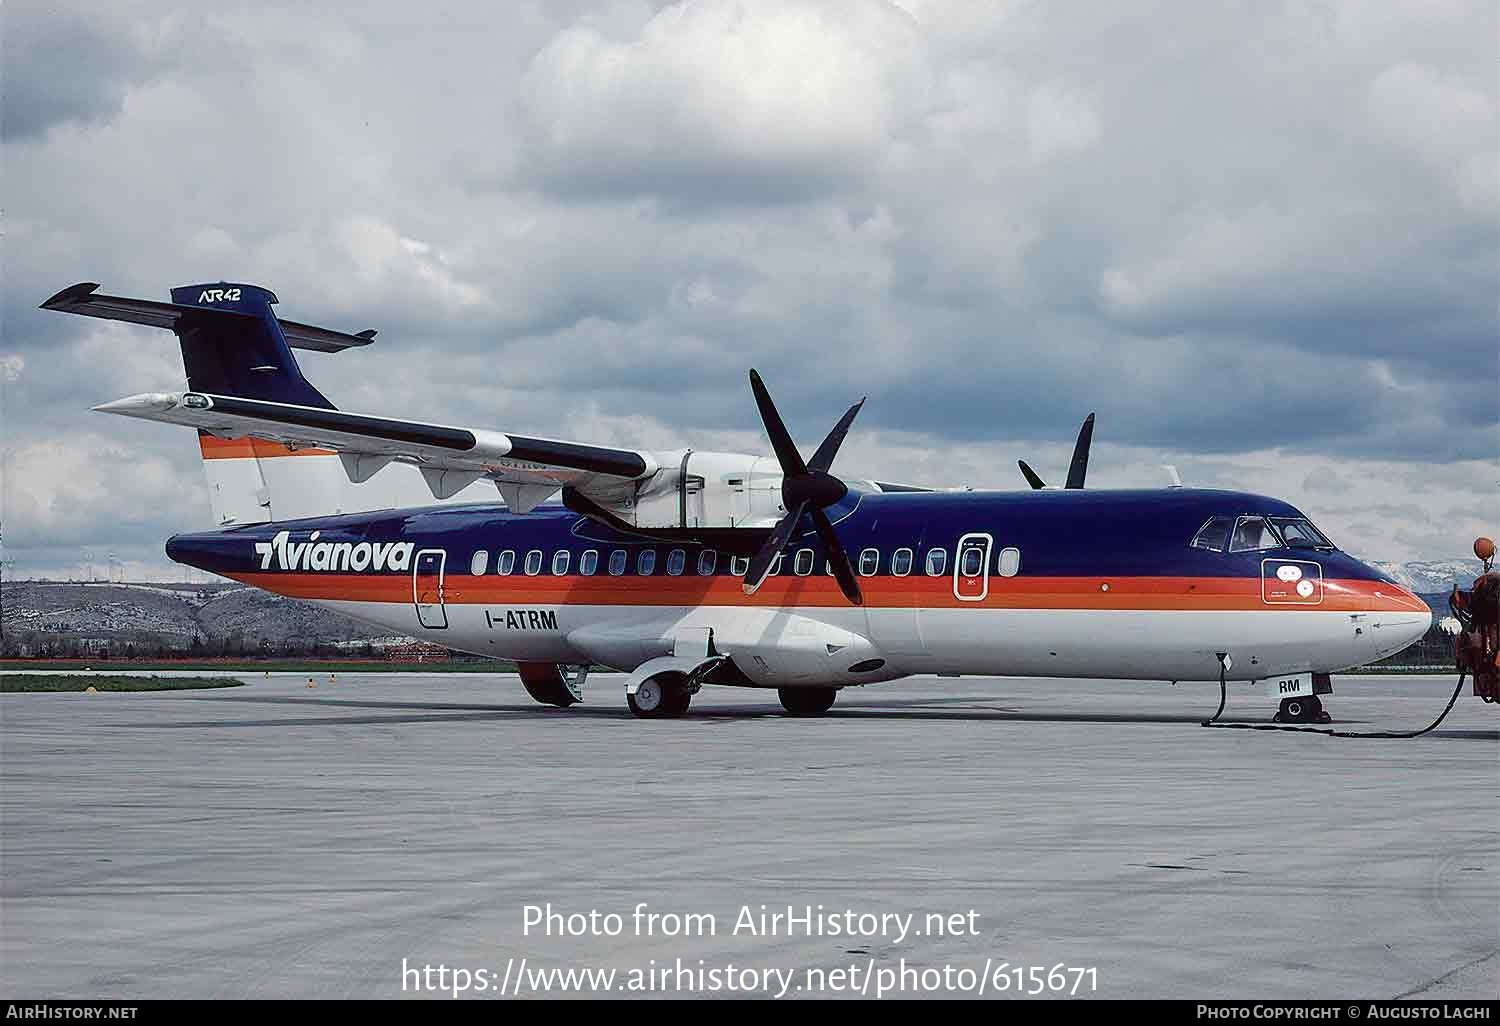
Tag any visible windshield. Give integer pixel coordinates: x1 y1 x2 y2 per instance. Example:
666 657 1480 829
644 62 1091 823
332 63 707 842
1268 517 1334 549
1196 514 1337 553
1229 516 1281 552
1191 516 1234 552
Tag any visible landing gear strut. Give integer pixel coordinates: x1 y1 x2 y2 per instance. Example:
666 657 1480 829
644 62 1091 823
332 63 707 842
778 687 837 716
1275 695 1331 724
627 672 693 719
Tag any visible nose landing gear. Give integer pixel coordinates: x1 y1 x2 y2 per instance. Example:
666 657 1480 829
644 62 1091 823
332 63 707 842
1275 695 1332 724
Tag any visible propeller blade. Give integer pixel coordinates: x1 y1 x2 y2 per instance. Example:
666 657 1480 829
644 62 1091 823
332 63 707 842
810 508 863 605
808 397 865 474
1018 459 1047 490
742 500 807 595
748 369 808 477
1065 413 1095 489
743 370 867 605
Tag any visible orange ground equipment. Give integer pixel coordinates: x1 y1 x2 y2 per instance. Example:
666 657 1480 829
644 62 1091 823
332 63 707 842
1449 537 1498 703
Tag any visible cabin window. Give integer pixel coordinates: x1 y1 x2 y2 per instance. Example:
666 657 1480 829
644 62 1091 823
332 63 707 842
667 549 686 576
925 548 948 576
794 549 815 576
730 556 749 576
608 550 627 576
1230 516 1280 553
524 550 543 575
469 551 489 576
552 550 570 575
637 549 657 575
579 550 598 576
858 548 879 576
496 550 515 575
892 548 913 576
697 550 718 576
959 546 984 577
1191 516 1234 552
997 547 1021 577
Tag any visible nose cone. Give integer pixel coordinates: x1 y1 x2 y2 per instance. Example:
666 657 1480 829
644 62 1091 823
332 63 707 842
1370 573 1431 614
1368 571 1434 658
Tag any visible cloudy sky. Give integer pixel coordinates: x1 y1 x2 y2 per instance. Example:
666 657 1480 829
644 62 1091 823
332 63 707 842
3 0 1496 580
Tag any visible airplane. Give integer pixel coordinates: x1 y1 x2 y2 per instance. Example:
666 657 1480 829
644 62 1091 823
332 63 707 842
41 280 1434 722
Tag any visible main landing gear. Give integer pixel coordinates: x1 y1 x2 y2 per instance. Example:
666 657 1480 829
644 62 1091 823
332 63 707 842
1275 695 1332 724
625 677 842 718
518 663 586 708
778 687 838 716
627 672 694 719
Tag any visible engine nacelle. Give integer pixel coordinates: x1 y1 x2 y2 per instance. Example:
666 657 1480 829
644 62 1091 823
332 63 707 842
578 449 888 531
579 450 783 529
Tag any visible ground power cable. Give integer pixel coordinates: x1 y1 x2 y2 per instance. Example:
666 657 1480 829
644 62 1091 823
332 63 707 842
1200 657 1468 739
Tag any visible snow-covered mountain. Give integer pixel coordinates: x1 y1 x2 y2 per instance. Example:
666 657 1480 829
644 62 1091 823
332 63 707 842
1369 558 1486 594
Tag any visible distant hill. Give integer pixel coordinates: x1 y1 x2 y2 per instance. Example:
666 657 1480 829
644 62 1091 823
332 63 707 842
1 579 408 656
1368 558 1485 594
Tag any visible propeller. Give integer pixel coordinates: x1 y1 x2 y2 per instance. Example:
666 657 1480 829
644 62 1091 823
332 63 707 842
743 370 866 605
1017 412 1095 490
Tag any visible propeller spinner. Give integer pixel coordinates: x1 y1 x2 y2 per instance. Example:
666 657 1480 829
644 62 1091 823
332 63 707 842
742 370 866 605
1018 412 1095 490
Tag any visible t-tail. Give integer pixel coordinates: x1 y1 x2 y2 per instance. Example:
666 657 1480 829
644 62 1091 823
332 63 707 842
41 281 403 526
166 283 337 409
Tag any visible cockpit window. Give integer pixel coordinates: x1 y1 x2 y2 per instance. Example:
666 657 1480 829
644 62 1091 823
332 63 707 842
1267 517 1334 550
1229 516 1280 552
1191 516 1234 552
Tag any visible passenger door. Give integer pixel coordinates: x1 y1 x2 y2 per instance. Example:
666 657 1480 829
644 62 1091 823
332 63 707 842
954 533 992 602
413 548 448 629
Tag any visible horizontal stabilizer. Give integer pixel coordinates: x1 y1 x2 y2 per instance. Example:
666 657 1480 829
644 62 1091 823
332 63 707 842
40 282 376 353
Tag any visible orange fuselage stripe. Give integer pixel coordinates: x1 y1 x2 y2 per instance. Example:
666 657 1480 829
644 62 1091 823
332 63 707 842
228 572 1427 614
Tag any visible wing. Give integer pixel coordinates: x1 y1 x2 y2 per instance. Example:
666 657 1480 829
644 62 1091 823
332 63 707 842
96 391 656 511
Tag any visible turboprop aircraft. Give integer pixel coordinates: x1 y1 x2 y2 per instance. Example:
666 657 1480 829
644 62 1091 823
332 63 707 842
42 281 1433 721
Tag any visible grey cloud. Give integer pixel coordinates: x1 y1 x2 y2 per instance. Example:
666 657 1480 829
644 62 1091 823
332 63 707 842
1 2 158 141
514 0 926 206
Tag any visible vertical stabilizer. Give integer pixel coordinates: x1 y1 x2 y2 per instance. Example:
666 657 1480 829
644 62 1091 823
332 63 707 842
167 283 334 408
165 283 343 525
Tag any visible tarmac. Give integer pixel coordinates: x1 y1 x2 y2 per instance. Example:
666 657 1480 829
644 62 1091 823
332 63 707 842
1 671 1496 1000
